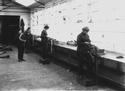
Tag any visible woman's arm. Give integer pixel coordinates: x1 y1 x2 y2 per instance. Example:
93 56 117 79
19 33 26 42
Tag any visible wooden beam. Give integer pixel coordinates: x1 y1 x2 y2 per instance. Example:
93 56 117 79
35 0 45 6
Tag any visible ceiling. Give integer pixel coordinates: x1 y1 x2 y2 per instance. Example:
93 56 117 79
13 0 54 9
0 0 29 11
28 0 52 8
0 0 58 11
0 0 53 7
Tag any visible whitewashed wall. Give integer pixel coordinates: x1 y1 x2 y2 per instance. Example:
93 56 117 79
31 0 125 54
89 0 125 54
31 0 90 41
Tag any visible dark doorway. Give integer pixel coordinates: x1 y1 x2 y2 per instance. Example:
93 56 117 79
0 15 20 44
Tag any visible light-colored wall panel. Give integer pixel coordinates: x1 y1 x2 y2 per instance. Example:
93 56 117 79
31 0 125 54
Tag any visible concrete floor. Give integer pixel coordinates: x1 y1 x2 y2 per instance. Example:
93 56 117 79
0 46 119 91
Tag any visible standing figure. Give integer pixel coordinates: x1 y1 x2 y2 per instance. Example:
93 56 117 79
77 26 96 86
39 25 50 64
17 29 28 62
25 27 33 53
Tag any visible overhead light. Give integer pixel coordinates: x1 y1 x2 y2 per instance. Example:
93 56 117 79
15 0 36 7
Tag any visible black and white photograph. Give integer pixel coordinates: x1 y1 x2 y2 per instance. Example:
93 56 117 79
0 0 125 91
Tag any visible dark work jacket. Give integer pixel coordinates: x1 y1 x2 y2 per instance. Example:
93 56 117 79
77 32 91 53
20 32 28 42
40 30 48 46
17 31 29 46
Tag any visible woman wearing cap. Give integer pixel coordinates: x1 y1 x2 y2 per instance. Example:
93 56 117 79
77 26 96 86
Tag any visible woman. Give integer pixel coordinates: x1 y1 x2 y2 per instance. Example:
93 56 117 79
39 25 50 64
17 29 28 62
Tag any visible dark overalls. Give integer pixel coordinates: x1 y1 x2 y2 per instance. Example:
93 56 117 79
25 33 33 51
40 30 48 59
17 32 27 60
77 32 94 78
